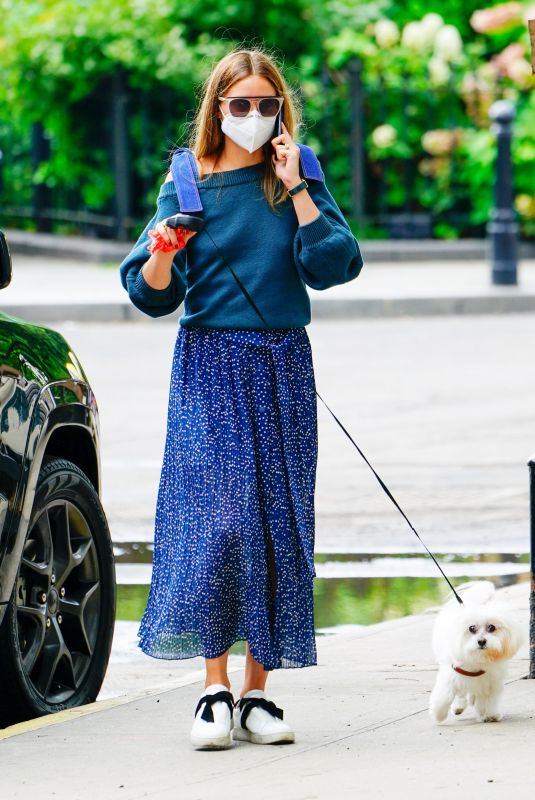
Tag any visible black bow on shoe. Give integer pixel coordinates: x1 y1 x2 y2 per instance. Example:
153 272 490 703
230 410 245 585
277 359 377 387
195 690 235 723
236 697 284 731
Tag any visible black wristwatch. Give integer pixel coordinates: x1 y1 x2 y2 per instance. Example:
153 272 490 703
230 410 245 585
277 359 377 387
288 179 309 197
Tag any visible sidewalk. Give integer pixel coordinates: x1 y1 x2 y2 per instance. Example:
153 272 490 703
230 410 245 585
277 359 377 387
0 582 531 799
2 252 535 322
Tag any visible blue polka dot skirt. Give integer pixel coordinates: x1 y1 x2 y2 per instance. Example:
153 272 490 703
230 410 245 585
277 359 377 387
136 324 318 670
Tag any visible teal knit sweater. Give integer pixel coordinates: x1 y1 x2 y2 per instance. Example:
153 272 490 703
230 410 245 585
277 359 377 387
118 161 364 328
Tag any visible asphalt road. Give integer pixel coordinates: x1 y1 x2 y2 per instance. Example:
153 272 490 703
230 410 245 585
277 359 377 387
52 313 535 557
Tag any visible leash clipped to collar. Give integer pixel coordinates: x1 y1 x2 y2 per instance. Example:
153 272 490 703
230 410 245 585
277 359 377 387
169 147 464 606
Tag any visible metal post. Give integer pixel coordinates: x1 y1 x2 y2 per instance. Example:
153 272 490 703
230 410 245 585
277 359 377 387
31 122 52 233
111 67 131 242
487 100 518 285
529 454 535 678
401 69 411 216
320 61 332 183
348 58 364 224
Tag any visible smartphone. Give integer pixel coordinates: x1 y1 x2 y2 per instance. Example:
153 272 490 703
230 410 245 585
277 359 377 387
274 110 283 160
165 213 205 232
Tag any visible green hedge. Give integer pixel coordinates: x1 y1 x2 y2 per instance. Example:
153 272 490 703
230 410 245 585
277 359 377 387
0 0 534 238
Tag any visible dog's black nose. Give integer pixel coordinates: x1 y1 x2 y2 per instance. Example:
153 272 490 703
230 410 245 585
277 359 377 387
478 638 487 647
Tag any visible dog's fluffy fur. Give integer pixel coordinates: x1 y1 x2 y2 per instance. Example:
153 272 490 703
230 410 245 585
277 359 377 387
429 581 524 724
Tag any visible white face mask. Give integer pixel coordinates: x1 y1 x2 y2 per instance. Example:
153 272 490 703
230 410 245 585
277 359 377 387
220 108 276 154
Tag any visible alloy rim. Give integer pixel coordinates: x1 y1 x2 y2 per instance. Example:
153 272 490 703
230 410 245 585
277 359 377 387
15 499 101 704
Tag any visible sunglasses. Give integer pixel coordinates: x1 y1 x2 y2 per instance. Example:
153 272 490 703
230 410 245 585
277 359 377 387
218 95 284 118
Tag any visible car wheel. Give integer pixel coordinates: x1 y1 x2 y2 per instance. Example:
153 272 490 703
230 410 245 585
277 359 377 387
0 456 115 728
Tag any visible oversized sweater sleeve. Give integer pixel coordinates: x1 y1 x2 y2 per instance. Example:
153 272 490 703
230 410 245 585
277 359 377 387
292 178 364 290
118 188 187 318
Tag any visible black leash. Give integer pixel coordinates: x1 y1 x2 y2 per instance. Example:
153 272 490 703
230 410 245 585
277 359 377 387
202 227 463 605
313 394 463 604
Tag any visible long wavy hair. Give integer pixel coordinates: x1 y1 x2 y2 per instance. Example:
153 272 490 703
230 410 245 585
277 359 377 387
169 46 303 213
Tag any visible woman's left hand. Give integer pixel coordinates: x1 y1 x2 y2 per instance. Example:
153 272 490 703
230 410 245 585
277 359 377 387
271 121 302 190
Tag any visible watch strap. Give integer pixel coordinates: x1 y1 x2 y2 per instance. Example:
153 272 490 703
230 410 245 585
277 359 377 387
288 179 309 197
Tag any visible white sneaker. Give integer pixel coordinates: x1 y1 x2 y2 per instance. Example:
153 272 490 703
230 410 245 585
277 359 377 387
232 689 295 744
190 683 235 750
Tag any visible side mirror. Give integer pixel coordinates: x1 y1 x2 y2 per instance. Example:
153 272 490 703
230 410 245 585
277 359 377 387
0 231 12 290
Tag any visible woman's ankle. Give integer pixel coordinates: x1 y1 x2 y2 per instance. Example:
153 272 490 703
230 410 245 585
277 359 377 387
205 678 231 690
240 683 268 697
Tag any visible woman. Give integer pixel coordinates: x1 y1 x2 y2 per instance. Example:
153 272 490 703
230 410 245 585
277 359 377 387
118 45 363 750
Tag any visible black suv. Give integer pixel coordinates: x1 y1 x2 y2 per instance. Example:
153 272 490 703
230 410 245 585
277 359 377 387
0 231 115 728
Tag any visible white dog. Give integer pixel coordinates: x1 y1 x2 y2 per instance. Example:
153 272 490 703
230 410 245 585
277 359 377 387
429 581 524 724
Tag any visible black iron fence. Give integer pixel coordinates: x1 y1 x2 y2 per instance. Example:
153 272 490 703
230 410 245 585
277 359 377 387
0 68 186 242
0 62 527 242
340 58 513 240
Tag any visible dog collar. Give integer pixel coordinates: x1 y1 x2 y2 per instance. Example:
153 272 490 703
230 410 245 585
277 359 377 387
452 665 486 677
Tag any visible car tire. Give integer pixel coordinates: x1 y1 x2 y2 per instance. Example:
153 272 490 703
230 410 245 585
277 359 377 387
0 456 115 728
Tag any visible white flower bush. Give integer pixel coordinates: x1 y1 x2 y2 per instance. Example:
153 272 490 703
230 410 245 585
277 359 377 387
399 13 445 53
325 7 535 238
428 56 450 85
507 57 533 85
419 13 445 48
401 21 427 52
421 13 444 35
372 123 397 148
421 129 461 156
375 19 399 49
434 24 464 63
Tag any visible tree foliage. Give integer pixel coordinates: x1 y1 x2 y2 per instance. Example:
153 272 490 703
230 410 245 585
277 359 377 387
0 0 534 238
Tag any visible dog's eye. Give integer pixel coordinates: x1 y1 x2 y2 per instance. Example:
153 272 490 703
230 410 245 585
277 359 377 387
468 625 478 634
487 624 496 633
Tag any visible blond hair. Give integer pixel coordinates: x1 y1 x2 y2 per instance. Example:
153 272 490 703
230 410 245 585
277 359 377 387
169 46 303 213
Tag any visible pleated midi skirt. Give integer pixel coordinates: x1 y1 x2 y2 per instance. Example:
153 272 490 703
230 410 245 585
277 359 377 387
136 324 318 670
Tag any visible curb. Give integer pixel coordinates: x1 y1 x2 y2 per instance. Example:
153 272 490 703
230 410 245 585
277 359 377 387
359 239 535 262
311 294 535 318
5 228 535 264
0 665 246 741
2 303 146 323
3 293 535 324
5 229 130 264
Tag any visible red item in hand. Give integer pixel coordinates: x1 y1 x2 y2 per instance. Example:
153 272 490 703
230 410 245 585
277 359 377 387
147 228 187 253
